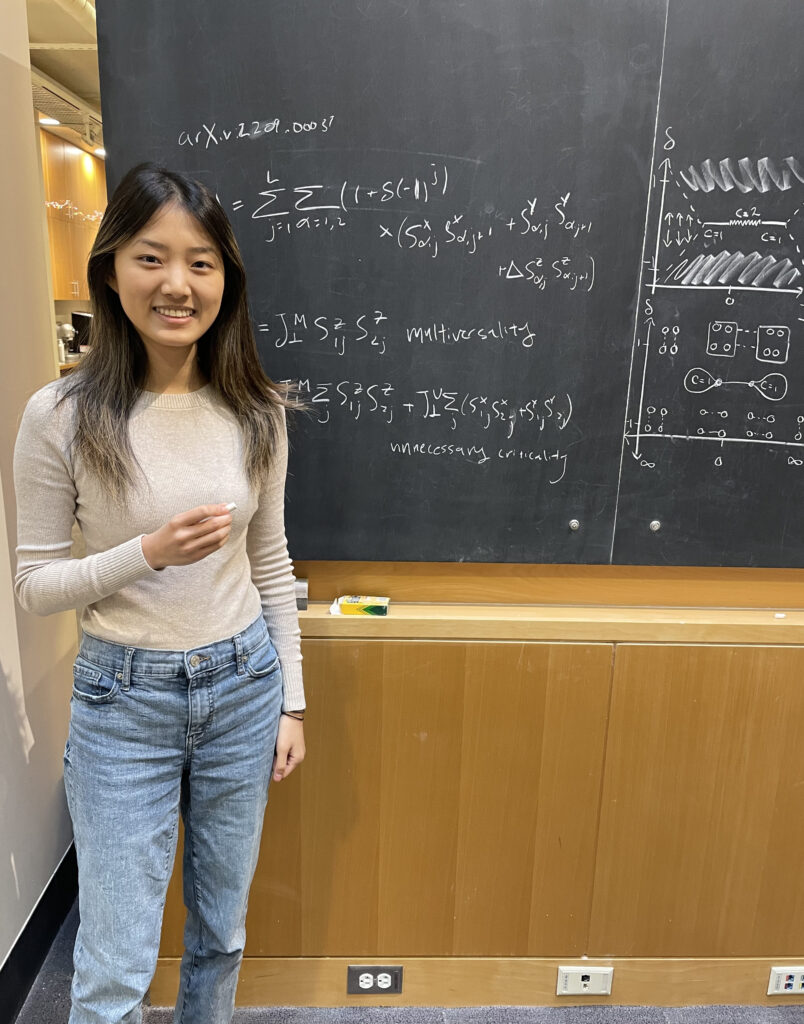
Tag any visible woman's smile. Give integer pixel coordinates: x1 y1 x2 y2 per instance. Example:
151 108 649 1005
153 306 197 323
107 202 224 352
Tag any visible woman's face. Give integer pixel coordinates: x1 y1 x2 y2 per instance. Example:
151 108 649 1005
108 202 225 356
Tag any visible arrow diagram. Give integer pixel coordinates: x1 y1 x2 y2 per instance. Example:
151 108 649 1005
634 323 652 458
652 157 672 293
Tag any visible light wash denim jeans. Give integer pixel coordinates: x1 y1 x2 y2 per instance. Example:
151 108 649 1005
62 612 283 1024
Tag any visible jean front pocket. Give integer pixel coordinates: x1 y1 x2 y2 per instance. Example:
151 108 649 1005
72 656 121 704
244 634 280 678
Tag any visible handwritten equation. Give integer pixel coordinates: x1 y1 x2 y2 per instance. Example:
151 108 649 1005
258 310 389 356
280 377 572 440
173 128 599 494
234 165 450 218
214 160 596 289
258 310 554 356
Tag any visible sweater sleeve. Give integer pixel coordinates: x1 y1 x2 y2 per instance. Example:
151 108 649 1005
245 408 305 712
13 384 161 616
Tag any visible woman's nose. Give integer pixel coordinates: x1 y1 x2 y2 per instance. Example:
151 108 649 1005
161 264 191 298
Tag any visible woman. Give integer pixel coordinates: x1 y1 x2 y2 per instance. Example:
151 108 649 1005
13 163 306 1024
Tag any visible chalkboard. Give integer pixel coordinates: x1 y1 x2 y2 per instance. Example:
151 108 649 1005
95 0 804 566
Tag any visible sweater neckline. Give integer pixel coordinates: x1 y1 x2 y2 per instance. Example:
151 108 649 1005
137 384 214 410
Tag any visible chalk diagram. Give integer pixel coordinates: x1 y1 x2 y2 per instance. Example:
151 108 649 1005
622 150 804 465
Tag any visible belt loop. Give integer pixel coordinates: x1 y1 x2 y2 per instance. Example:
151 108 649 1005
121 647 135 691
234 633 244 675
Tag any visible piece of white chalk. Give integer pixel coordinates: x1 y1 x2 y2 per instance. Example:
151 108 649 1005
199 502 237 523
774 612 786 619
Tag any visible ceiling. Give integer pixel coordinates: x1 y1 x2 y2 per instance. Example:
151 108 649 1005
26 0 103 154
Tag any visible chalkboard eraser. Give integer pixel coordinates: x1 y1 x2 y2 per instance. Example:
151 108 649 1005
329 595 390 616
295 578 308 610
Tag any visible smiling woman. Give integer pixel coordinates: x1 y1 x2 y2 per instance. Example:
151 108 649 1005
106 204 225 390
12 163 307 1024
49 162 293 495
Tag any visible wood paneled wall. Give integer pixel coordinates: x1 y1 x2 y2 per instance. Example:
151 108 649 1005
592 644 804 957
161 640 614 957
153 628 804 1007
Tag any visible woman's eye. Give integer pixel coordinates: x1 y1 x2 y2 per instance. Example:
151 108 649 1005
138 254 160 264
193 261 214 270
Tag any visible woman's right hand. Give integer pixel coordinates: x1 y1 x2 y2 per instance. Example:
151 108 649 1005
141 504 233 570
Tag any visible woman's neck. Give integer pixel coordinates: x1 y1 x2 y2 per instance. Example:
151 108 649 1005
141 345 207 394
143 372 209 395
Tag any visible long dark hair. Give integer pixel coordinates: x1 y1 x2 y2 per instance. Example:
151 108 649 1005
56 162 292 503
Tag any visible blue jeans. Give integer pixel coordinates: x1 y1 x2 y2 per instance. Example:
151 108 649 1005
62 612 283 1024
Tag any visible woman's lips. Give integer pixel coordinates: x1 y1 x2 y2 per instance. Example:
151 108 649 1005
153 307 195 323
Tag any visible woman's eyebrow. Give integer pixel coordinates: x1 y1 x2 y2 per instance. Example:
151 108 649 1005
134 238 218 256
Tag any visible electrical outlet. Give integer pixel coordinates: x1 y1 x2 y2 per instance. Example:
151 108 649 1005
557 965 613 996
768 967 804 995
347 965 403 994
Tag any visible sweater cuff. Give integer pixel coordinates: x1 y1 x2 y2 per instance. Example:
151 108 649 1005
97 534 162 592
279 658 305 713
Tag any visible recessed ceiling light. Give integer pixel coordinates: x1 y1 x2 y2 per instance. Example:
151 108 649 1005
39 116 60 126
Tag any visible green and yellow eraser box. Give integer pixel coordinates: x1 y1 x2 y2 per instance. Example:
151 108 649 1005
329 595 390 616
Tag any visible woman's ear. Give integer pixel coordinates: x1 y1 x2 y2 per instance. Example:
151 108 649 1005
106 272 118 294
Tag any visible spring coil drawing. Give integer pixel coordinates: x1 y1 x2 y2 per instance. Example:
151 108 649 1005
679 250 801 288
679 156 804 193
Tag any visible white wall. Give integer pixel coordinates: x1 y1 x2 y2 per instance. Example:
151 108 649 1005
0 0 81 972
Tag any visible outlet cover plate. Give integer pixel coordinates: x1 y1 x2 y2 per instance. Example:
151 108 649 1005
768 967 804 995
557 965 613 996
347 965 403 994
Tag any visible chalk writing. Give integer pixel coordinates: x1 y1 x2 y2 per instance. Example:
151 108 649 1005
178 115 336 148
221 167 597 297
680 156 804 194
280 378 572 440
406 320 537 349
623 135 804 472
258 310 389 356
388 441 569 483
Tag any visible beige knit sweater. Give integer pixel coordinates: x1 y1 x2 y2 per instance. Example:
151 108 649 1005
13 378 304 711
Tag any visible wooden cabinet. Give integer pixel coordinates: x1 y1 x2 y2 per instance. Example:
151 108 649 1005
149 607 804 1006
39 128 107 300
591 643 804 956
160 639 614 957
48 215 81 300
158 621 804 957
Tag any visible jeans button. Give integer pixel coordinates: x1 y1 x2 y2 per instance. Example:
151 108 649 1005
189 654 201 667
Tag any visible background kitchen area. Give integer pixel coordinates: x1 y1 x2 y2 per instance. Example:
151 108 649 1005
28 0 105 376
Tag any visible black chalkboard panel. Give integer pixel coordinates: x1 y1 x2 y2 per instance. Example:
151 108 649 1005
612 0 804 567
95 0 803 566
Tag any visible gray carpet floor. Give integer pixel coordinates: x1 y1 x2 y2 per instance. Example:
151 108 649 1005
12 900 804 1024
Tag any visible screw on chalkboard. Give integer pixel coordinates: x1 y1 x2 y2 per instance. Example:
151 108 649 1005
568 519 581 532
649 520 661 532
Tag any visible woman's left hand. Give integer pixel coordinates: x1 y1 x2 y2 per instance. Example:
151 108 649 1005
273 715 306 782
